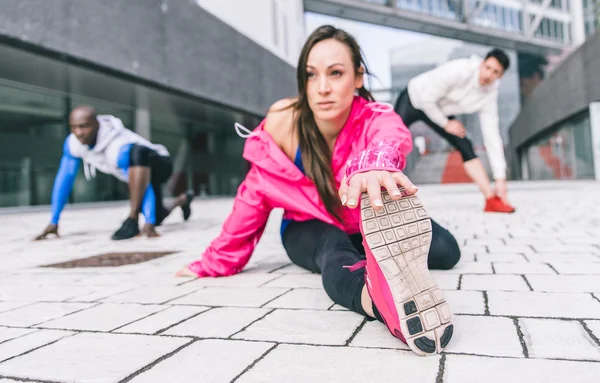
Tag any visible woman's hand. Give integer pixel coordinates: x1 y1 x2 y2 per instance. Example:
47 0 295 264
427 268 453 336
339 170 418 210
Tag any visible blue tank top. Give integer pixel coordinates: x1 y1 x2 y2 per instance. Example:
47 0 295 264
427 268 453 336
280 147 304 236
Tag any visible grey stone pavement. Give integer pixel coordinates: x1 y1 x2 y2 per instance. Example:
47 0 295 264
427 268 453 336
0 180 600 383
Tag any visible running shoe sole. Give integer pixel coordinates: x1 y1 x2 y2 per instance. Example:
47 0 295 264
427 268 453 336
360 189 454 356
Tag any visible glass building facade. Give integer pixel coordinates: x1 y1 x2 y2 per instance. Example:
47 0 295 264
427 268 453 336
0 43 261 208
364 0 572 43
522 112 596 180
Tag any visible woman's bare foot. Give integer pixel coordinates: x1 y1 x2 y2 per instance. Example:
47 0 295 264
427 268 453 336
175 266 197 277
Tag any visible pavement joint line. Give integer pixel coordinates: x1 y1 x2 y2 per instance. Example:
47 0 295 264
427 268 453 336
259 288 294 308
482 291 490 315
435 353 446 383
512 317 530 358
230 343 279 383
228 309 276 339
30 302 102 328
520 275 534 291
0 375 61 383
256 273 286 287
579 320 600 348
110 305 172 332
267 263 293 274
153 307 215 335
118 338 197 383
158 287 206 305
344 318 368 346
545 263 560 275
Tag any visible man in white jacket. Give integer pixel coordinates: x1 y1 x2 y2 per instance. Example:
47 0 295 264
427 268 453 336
394 48 515 213
34 106 195 240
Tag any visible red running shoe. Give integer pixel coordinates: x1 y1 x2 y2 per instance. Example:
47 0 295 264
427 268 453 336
484 196 516 213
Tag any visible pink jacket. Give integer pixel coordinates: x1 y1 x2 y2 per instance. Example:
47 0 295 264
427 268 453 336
188 96 413 277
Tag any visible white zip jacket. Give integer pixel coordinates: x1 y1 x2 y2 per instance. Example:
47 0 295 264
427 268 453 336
67 115 169 182
407 55 506 180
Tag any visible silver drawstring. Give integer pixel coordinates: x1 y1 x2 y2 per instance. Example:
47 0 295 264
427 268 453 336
234 122 259 138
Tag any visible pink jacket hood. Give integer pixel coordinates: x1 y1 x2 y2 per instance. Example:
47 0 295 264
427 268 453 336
189 96 412 277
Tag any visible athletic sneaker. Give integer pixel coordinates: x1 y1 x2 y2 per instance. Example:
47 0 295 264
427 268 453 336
484 195 516 213
111 217 140 240
181 190 195 221
360 189 453 356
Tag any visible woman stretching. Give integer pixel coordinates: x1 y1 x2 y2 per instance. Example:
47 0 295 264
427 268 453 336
177 25 460 356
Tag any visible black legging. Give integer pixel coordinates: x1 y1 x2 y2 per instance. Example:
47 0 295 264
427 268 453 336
394 89 477 163
129 144 173 225
282 219 460 317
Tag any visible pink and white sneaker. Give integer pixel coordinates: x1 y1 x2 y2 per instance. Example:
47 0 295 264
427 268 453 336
360 189 454 356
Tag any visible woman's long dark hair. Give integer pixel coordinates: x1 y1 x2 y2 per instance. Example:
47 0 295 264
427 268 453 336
292 25 374 221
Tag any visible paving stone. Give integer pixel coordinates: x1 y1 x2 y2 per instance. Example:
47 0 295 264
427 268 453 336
445 354 600 383
102 285 201 304
236 344 440 382
526 253 600 263
461 275 530 291
0 286 89 302
488 292 600 318
38 303 165 331
520 318 600 360
261 274 323 289
0 330 73 363
114 306 209 334
0 302 31 314
164 307 270 338
129 339 274 383
494 263 555 274
446 315 523 357
168 287 289 307
270 264 312 274
442 262 494 274
526 275 600 293
0 332 188 382
180 272 283 287
533 245 600 253
0 302 94 327
487 245 535 254
443 290 485 314
429 272 460 289
475 253 529 263
233 309 363 345
263 289 334 310
550 263 600 275
466 238 505 246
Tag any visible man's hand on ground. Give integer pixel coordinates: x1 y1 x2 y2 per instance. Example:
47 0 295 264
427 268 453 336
141 223 160 238
34 224 59 241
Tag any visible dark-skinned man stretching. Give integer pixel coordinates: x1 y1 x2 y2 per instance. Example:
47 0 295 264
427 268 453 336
34 106 194 241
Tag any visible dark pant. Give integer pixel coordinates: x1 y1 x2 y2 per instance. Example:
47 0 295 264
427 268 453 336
394 89 477 163
129 144 173 225
282 219 461 317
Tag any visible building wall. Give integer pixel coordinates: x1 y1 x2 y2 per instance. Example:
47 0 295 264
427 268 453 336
196 0 305 66
0 0 297 117
509 31 600 153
